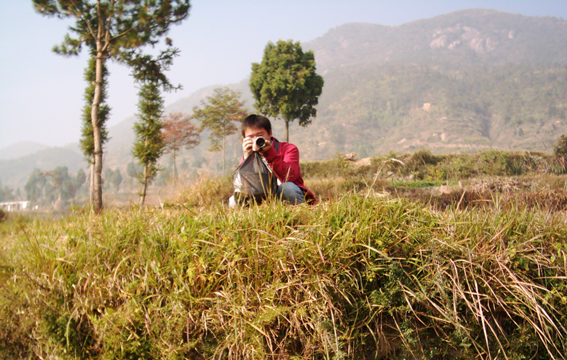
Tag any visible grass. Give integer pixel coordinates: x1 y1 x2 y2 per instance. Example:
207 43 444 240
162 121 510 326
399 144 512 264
2 191 567 358
2 150 567 359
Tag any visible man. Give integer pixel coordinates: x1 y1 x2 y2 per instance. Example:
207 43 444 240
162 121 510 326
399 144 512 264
230 114 315 206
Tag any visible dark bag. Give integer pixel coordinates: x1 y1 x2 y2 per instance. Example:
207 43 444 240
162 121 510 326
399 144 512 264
233 151 278 205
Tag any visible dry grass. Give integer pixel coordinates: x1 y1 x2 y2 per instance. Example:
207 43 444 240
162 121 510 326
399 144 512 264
1 190 567 359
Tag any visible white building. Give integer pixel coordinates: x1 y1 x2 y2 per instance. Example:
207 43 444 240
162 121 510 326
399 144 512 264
0 201 31 212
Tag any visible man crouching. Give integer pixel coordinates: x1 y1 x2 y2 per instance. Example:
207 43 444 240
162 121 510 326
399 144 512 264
229 114 315 206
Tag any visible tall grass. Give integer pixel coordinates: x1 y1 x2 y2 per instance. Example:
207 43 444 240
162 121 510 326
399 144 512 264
1 191 566 359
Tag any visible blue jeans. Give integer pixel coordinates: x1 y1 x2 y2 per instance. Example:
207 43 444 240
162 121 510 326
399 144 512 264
229 182 304 207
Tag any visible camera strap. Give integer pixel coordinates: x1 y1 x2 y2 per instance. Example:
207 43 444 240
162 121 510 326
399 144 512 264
272 138 280 152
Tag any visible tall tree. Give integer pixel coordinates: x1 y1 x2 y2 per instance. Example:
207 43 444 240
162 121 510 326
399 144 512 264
80 55 110 206
250 40 324 142
130 49 181 205
191 87 247 176
162 112 201 179
132 81 166 206
33 0 191 212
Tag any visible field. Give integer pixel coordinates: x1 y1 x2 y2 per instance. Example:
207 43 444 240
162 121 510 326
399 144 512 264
1 150 567 359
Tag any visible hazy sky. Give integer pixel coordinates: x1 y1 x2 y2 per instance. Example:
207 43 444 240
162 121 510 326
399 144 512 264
1 0 567 149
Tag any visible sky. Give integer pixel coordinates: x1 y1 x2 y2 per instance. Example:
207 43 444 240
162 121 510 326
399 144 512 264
1 0 567 149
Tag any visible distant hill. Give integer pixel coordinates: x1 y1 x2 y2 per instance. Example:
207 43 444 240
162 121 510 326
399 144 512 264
0 141 50 160
306 9 567 71
0 146 86 189
5 9 567 191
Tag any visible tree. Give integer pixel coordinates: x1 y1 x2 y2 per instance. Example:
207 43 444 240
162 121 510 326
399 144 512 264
250 40 324 142
111 169 122 192
25 169 47 203
553 134 567 170
33 0 191 212
132 81 166 205
0 182 15 202
162 112 201 179
130 49 181 206
80 56 110 205
191 87 247 175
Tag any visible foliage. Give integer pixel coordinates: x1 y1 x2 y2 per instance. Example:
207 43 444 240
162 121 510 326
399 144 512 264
103 168 122 192
126 161 142 179
0 181 16 202
191 87 247 175
250 40 324 142
193 87 247 152
162 112 201 178
130 47 183 205
132 81 166 205
302 149 553 184
553 134 567 170
24 167 85 206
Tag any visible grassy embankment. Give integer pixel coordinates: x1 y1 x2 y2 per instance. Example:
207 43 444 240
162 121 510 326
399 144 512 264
1 149 567 359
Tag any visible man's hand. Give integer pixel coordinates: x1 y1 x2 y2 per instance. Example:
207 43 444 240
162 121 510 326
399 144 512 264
254 137 272 154
242 137 254 158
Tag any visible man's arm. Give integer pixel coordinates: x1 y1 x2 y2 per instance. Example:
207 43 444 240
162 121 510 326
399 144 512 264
262 143 301 183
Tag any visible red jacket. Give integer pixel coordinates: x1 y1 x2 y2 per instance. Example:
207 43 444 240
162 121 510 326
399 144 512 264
241 138 316 204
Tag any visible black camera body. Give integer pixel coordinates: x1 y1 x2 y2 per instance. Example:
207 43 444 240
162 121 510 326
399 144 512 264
253 136 267 149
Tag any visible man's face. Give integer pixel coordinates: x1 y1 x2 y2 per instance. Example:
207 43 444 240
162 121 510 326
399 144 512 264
244 126 271 140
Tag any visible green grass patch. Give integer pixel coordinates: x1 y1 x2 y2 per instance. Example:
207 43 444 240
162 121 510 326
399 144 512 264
390 179 458 188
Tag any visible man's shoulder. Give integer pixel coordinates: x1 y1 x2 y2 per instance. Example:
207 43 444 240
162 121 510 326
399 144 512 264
274 139 298 152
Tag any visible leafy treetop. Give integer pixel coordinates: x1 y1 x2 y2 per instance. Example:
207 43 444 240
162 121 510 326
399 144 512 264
250 40 324 142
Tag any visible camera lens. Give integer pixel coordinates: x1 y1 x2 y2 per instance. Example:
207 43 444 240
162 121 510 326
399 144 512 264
255 137 266 148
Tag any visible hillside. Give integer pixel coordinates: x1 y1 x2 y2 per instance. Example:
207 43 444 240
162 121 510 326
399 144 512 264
0 146 85 189
4 9 567 191
0 141 50 160
306 9 567 71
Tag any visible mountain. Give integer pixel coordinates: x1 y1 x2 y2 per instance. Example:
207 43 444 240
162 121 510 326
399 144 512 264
0 141 50 160
0 146 85 189
5 9 567 191
306 9 567 71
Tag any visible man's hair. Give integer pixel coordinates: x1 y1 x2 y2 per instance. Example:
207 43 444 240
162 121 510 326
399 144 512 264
241 114 272 137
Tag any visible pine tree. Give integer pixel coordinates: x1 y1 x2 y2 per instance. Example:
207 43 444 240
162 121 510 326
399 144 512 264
132 81 165 205
80 56 110 205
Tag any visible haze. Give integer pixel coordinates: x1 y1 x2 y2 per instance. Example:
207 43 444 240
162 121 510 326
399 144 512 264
1 0 567 149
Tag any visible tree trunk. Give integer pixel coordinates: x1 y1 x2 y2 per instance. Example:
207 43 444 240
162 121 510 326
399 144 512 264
222 136 226 176
91 48 105 212
90 159 94 206
140 165 148 206
285 120 290 143
172 150 178 182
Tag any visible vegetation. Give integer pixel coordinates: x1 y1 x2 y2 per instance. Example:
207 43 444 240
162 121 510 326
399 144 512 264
130 48 183 206
23 167 86 208
2 161 567 358
250 40 324 142
132 81 166 206
0 181 16 202
191 87 248 176
33 0 191 212
162 112 201 179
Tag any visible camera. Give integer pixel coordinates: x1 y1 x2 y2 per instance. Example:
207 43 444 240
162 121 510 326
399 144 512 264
253 136 267 149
